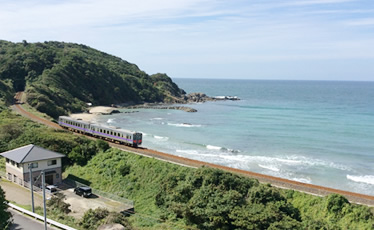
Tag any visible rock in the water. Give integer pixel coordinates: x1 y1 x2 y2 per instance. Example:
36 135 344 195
185 92 214 103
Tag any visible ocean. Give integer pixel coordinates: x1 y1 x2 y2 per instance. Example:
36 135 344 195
96 79 374 196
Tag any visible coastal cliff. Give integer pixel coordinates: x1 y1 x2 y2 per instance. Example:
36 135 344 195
0 40 186 117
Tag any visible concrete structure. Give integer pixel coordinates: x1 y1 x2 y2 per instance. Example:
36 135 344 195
0 144 65 187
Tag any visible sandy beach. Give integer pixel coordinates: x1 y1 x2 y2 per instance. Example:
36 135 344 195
69 106 117 122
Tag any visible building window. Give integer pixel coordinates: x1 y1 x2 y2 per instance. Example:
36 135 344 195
11 161 15 166
16 163 20 168
28 162 38 169
48 160 57 166
56 173 59 179
6 158 9 163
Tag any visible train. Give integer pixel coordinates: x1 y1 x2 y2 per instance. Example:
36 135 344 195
58 116 142 147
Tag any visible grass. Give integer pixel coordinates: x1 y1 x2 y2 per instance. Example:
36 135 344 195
64 148 193 229
17 101 55 121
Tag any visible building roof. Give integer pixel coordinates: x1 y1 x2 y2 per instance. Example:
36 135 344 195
0 144 65 163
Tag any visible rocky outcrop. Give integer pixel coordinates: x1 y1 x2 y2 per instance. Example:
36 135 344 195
127 105 197 112
123 93 239 112
184 93 215 103
183 92 240 103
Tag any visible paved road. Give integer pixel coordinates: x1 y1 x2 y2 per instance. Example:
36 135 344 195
9 209 59 230
0 179 45 207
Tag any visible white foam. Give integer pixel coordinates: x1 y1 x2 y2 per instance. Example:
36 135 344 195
151 118 163 120
176 149 199 155
221 147 241 153
276 158 302 164
347 175 374 185
167 122 202 128
258 164 280 172
154 135 169 141
107 118 115 123
271 155 351 171
206 145 222 150
292 177 312 184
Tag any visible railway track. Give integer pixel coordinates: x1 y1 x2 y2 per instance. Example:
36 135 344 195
11 92 374 206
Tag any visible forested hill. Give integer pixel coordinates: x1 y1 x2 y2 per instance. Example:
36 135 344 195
0 40 185 117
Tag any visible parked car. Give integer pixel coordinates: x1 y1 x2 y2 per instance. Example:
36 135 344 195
45 185 57 193
74 186 92 198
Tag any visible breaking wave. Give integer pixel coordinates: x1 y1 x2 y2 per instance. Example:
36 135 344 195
292 177 312 184
347 175 374 185
153 135 169 141
258 164 280 172
107 118 115 123
167 122 202 128
206 145 222 150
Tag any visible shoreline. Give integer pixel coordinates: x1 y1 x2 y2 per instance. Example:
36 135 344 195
69 106 119 122
12 101 374 206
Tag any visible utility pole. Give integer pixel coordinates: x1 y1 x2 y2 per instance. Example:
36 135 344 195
41 171 47 230
29 164 35 213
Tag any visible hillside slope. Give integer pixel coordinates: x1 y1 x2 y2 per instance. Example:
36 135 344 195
0 40 185 117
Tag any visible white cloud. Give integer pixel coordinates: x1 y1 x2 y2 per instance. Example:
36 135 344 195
0 0 373 80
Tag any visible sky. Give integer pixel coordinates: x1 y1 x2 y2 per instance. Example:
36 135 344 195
1 0 374 81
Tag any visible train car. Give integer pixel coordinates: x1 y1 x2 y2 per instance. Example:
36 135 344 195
89 123 142 147
58 116 92 134
58 116 142 147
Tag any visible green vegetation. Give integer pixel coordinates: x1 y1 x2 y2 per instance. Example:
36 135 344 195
0 108 107 167
0 79 14 106
0 185 12 229
80 208 132 229
0 108 373 229
0 40 185 117
65 148 374 230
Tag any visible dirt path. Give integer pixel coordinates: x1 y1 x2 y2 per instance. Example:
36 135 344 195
11 92 374 206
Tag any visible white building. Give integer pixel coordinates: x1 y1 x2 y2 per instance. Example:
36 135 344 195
0 144 65 187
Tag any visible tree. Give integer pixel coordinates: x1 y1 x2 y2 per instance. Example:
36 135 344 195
0 185 12 229
47 193 71 214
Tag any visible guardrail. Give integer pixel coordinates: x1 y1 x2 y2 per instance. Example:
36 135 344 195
8 203 76 230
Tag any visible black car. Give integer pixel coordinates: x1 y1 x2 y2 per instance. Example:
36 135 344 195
74 186 92 198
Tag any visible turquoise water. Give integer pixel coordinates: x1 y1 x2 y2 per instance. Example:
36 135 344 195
97 79 374 195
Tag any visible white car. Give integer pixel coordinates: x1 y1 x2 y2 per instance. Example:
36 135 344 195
45 185 58 193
